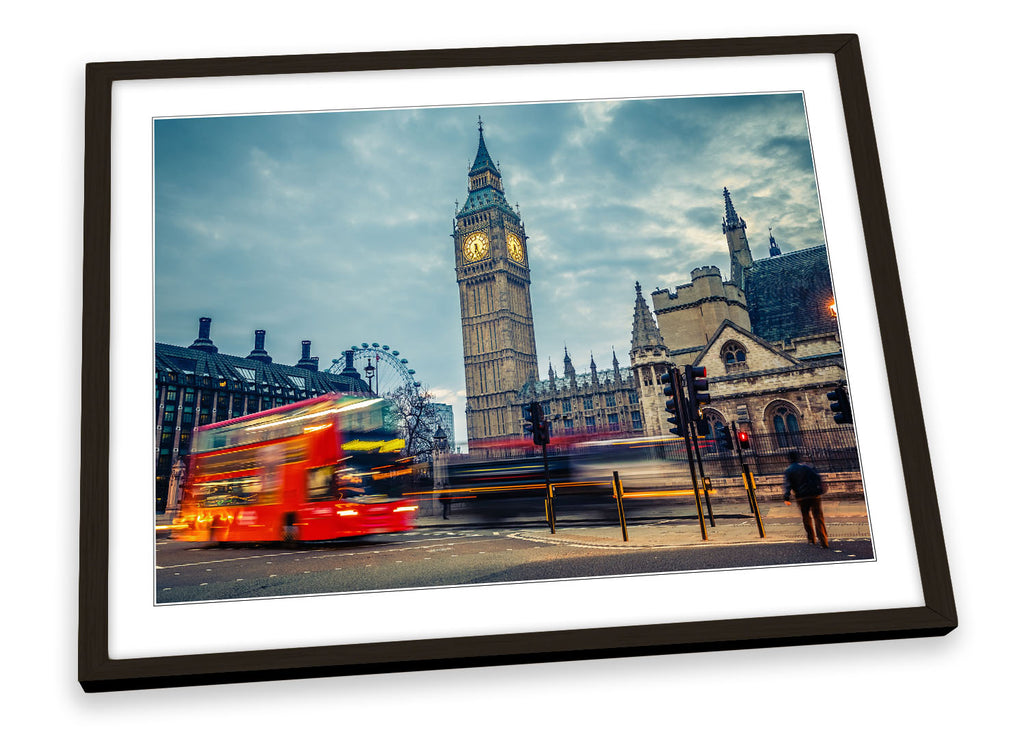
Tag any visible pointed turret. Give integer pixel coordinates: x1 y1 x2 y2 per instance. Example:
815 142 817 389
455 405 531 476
769 227 782 257
722 187 753 291
722 187 745 232
563 346 577 387
548 359 557 390
612 348 622 383
630 282 666 355
629 282 671 438
590 352 599 386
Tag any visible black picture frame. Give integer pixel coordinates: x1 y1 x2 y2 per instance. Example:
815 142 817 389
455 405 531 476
80 33 956 693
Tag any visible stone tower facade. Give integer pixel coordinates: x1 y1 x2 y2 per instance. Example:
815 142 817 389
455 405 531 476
723 187 753 291
452 120 539 449
629 282 673 437
651 265 751 361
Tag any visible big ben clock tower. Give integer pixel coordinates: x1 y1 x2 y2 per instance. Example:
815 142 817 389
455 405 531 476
453 119 539 450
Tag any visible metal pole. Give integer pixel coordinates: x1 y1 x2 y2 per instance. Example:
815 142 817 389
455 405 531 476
684 400 714 527
674 370 707 541
542 439 555 534
733 421 764 537
613 471 628 542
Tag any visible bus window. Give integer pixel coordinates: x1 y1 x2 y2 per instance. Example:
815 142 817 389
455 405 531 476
307 466 336 502
197 476 263 507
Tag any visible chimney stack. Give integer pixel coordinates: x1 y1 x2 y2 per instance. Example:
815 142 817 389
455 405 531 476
296 340 319 371
188 316 218 353
246 329 272 363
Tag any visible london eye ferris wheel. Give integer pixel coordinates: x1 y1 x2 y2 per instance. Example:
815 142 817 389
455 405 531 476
326 342 421 397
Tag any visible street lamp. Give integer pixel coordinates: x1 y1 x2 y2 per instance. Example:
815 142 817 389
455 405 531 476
363 357 377 395
432 425 450 517
433 425 449 452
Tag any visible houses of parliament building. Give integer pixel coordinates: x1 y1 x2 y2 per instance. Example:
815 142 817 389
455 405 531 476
453 122 847 454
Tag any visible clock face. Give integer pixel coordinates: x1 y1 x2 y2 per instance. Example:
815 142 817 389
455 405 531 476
463 231 489 262
507 233 524 263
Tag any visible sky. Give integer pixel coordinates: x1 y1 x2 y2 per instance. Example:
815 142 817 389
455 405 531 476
154 93 825 448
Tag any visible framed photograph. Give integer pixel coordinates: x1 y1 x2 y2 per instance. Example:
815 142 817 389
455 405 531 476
80 34 956 692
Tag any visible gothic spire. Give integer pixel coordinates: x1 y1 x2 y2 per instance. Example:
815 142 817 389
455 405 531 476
469 117 500 180
459 118 513 218
722 186 746 233
769 227 782 257
630 281 666 355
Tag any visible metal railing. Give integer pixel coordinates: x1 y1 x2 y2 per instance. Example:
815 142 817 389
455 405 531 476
700 426 860 476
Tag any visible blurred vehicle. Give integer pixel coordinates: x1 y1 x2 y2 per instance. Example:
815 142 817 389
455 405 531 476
174 394 418 544
570 436 691 491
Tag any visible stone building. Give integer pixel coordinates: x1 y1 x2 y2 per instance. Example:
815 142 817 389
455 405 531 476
630 188 847 447
517 348 644 439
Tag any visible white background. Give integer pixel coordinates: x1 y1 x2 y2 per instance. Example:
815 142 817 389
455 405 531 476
2 1 1015 732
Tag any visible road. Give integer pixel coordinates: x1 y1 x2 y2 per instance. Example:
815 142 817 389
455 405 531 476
156 500 873 604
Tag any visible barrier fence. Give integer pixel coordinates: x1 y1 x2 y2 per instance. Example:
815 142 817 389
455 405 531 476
697 426 860 478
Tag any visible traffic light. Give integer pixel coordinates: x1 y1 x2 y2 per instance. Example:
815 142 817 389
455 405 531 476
736 429 751 450
524 401 551 446
684 365 710 419
661 368 685 437
827 385 853 425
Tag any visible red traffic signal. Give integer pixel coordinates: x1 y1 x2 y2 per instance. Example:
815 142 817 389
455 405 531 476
736 429 751 450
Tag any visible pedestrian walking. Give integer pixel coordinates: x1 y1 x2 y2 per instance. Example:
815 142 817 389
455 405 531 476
782 450 829 548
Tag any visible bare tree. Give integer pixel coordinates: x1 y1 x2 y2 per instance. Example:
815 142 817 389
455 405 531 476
384 383 442 460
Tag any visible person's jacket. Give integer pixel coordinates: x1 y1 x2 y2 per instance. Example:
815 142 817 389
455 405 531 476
783 463 824 500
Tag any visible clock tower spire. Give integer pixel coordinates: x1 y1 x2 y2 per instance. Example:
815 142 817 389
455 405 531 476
453 120 539 451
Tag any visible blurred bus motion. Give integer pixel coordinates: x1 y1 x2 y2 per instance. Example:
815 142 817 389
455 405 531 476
173 394 418 544
571 436 689 490
429 435 698 521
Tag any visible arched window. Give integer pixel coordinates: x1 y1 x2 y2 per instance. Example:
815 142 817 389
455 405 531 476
702 409 728 453
768 402 801 448
721 340 748 367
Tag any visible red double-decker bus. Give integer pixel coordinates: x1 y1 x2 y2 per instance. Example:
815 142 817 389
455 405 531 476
173 394 418 544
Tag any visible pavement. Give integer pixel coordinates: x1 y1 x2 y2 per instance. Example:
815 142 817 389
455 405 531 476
413 498 871 549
